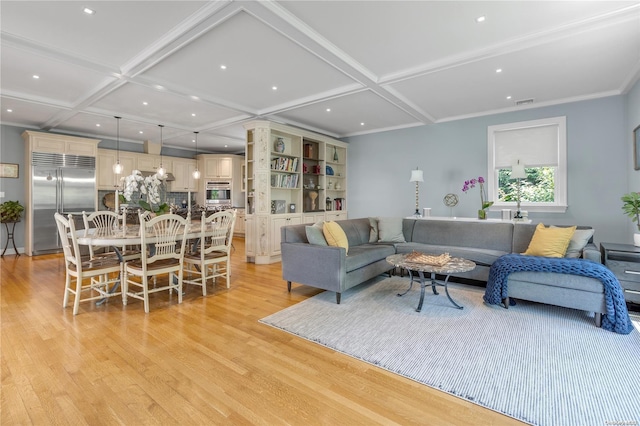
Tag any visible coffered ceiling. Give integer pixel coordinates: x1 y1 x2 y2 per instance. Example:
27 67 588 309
1 1 639 153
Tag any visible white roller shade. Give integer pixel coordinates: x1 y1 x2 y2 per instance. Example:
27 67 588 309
494 124 559 168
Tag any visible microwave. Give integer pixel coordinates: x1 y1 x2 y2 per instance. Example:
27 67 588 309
205 181 232 207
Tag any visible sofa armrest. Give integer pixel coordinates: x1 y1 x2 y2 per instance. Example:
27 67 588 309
281 242 347 292
583 243 601 263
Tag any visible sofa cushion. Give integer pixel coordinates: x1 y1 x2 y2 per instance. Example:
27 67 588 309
336 218 371 247
512 223 594 255
524 223 576 257
409 219 513 252
369 217 379 243
345 244 396 273
305 222 327 246
551 226 595 258
508 271 604 293
377 217 406 243
323 221 349 254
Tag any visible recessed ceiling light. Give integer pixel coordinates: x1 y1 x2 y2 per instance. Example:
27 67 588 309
142 101 148 106
326 108 331 112
220 65 227 70
6 109 12 112
360 122 365 126
476 16 486 23
496 68 503 73
272 86 278 91
96 123 101 127
506 96 512 100
191 113 196 117
139 131 144 134
83 7 96 15
191 95 199 100
155 85 165 90
32 75 40 79
224 144 228 148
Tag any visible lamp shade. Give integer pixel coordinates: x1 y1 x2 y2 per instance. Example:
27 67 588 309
410 169 424 182
511 161 526 179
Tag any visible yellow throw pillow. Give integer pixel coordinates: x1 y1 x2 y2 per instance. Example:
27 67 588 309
323 221 349 254
524 223 576 258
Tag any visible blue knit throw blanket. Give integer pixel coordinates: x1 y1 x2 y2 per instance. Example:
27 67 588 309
484 254 634 335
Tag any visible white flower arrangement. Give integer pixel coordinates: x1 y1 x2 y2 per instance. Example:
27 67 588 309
121 170 169 213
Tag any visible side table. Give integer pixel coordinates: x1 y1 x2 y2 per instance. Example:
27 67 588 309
1 220 20 257
600 242 640 304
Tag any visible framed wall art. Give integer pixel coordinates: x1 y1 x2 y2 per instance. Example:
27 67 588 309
0 163 19 178
635 125 640 170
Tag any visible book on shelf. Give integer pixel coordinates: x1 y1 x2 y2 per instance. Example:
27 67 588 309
270 156 299 172
271 173 298 188
304 143 313 158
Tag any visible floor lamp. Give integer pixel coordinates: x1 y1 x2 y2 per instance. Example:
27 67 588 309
410 168 424 217
511 160 527 219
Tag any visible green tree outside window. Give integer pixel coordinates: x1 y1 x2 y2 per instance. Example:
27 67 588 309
497 167 555 203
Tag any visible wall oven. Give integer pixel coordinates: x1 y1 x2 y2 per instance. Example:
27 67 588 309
205 181 232 209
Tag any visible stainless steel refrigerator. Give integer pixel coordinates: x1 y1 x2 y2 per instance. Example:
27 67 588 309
31 152 97 255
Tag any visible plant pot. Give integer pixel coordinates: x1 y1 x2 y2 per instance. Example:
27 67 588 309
478 209 487 220
634 233 640 247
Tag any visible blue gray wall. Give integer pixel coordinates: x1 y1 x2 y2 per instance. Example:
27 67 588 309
346 86 640 246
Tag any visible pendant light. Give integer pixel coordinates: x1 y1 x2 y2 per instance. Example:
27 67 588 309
112 116 123 174
156 124 165 178
192 131 201 179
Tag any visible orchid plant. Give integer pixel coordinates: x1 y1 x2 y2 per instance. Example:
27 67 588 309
462 176 494 211
120 170 170 214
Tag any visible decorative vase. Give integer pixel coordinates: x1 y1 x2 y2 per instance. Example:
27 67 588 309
275 137 285 153
333 146 339 162
478 209 487 220
634 233 640 247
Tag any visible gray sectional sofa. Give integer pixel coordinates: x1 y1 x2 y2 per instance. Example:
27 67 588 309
281 217 606 325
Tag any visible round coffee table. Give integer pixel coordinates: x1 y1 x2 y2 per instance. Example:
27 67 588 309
386 253 476 312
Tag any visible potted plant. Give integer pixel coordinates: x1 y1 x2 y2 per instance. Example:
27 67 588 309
462 176 493 219
0 200 25 223
621 192 640 246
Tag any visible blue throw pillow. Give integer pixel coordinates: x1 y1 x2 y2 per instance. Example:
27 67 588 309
306 222 327 246
377 217 406 243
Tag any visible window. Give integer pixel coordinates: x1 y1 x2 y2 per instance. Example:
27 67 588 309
487 116 567 213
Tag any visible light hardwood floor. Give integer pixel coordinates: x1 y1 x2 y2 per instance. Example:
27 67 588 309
1 238 524 425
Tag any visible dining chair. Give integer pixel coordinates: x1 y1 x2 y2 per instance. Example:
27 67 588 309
183 209 236 295
122 212 189 313
55 212 122 315
82 210 143 266
81 210 121 259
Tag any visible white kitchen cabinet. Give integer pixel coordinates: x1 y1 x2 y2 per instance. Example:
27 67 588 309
24 131 99 156
97 149 135 190
170 158 198 192
203 156 232 179
97 150 118 190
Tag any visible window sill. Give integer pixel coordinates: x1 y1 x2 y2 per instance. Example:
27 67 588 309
489 204 568 214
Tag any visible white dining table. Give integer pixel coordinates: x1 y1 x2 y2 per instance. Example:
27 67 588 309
75 222 202 247
74 221 203 303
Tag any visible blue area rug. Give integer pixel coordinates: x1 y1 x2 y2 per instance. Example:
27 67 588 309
260 277 640 426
